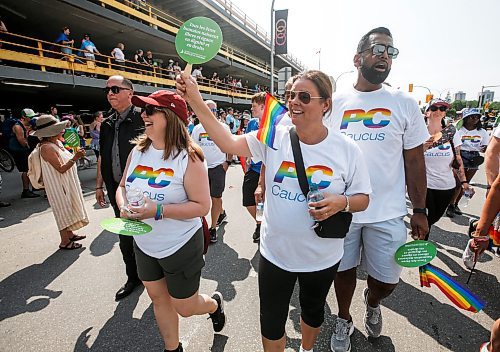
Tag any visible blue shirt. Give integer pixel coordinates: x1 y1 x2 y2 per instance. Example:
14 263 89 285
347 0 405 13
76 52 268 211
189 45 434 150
245 118 261 173
55 32 70 44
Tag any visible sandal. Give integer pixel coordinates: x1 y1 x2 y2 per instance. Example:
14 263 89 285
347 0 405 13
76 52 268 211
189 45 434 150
68 234 86 242
59 241 82 250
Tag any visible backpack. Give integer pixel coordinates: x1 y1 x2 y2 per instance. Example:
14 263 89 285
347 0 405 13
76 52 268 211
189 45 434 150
27 145 44 189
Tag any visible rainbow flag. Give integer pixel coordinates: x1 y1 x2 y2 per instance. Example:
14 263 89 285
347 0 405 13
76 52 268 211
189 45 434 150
256 93 287 149
419 264 485 313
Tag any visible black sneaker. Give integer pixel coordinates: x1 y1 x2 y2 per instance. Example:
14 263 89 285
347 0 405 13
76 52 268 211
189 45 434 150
216 210 228 226
445 205 455 218
252 223 261 243
209 227 217 243
21 190 40 199
163 342 183 352
208 292 226 333
454 204 463 215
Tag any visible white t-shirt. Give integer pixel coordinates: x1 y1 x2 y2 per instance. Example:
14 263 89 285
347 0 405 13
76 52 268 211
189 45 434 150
494 126 500 139
125 147 201 259
191 122 229 168
424 133 462 190
279 112 293 127
113 47 125 62
457 127 489 152
245 126 371 272
328 85 429 223
191 69 202 80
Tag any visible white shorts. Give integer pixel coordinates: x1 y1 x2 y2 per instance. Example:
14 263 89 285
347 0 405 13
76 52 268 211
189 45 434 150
338 216 407 284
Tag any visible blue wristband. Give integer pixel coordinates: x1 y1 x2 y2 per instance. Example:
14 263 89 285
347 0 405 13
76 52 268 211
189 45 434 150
154 203 162 221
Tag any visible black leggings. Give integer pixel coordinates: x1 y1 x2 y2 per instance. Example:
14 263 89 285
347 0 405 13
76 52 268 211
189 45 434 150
258 254 339 340
425 188 455 240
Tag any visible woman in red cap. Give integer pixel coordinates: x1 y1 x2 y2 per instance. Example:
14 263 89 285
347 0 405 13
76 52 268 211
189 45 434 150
422 98 470 238
115 90 225 352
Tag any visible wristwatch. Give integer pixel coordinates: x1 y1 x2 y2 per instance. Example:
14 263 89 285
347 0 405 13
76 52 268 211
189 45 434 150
413 208 428 216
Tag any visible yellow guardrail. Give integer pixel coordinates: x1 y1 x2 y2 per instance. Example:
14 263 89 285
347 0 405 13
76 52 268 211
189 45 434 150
0 32 254 100
97 0 280 77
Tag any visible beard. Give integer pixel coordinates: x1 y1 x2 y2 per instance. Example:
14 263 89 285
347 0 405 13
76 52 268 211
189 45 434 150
360 61 391 85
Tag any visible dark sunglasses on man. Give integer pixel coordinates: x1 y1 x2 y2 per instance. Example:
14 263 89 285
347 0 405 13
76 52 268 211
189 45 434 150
287 90 324 104
103 86 132 95
430 105 448 112
359 43 399 59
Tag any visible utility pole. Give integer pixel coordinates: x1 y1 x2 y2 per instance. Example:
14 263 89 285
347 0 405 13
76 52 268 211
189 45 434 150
270 0 276 95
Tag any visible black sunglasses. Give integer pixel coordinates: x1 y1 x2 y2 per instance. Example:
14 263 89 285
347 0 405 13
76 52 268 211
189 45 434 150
360 44 399 59
104 86 131 94
430 105 448 112
142 105 164 116
288 90 324 104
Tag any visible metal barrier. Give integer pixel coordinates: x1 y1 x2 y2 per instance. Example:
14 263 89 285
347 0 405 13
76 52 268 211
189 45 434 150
0 31 255 99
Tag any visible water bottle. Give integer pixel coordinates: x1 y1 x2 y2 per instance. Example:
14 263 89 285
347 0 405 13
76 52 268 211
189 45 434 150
459 187 474 208
126 187 145 208
256 202 264 222
307 184 324 227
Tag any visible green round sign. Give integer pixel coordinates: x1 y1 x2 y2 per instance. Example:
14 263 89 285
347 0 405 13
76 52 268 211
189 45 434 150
63 129 80 148
395 240 437 267
175 17 223 65
100 218 152 236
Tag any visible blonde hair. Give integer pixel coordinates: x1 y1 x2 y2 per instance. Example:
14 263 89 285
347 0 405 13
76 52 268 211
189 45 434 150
132 108 204 162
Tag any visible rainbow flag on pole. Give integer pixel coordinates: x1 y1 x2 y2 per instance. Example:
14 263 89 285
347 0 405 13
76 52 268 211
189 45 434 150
256 93 287 149
419 264 485 313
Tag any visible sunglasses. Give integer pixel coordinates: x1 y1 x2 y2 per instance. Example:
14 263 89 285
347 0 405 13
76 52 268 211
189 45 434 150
430 105 448 112
288 91 324 104
104 86 131 94
142 105 164 116
360 44 399 59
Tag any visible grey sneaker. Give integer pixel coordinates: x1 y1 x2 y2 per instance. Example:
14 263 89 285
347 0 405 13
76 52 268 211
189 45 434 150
330 317 354 352
363 288 382 338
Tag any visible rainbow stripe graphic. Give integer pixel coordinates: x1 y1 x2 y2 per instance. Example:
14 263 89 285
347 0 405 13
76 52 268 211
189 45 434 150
273 161 333 189
340 108 391 130
126 165 174 188
461 135 481 143
419 264 485 313
256 93 287 149
199 132 212 141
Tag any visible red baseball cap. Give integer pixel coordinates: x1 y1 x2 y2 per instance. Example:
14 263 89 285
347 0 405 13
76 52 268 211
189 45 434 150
131 90 188 124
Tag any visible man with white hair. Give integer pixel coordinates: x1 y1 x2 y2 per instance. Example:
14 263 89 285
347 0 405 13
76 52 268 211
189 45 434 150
191 100 231 243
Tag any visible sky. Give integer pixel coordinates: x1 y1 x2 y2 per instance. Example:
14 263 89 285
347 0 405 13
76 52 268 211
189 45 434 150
229 0 500 105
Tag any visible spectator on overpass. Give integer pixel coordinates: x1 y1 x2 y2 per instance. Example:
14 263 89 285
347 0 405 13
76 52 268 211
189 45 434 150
55 26 74 56
191 66 204 81
50 106 60 121
79 34 100 62
111 43 126 69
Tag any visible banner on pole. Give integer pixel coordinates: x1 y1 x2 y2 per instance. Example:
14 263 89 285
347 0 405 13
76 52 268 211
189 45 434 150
274 10 288 55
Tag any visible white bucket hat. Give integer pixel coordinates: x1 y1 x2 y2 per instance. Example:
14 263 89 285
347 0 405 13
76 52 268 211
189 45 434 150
31 114 69 138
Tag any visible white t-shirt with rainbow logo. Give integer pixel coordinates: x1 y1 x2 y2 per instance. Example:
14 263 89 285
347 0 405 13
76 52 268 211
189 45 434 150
456 127 490 152
328 85 429 224
191 122 230 169
125 146 201 259
245 126 371 272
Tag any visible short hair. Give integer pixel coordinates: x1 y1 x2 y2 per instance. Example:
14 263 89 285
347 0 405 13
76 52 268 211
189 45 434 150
227 107 233 112
251 92 267 105
205 100 217 109
62 26 69 32
108 75 134 91
357 27 392 53
285 75 300 91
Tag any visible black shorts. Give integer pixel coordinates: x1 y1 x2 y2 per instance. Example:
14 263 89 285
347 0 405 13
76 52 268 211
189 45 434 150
208 163 226 198
133 227 205 299
258 254 339 340
10 149 29 172
460 150 482 170
242 169 260 206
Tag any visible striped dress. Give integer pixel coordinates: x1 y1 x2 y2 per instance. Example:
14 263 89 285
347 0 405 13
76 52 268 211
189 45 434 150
40 141 89 231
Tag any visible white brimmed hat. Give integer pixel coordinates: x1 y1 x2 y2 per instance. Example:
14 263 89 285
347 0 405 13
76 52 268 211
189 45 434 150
31 115 68 138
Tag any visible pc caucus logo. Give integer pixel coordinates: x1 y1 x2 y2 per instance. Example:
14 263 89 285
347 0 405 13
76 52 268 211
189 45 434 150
340 108 391 141
461 135 482 144
198 132 214 146
271 161 333 202
126 165 174 201
424 143 451 157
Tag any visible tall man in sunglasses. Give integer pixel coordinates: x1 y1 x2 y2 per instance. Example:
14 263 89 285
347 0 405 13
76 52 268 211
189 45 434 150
96 75 144 301
328 27 429 352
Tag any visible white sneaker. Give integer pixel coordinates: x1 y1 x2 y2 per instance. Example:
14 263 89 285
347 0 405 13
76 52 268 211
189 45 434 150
462 239 475 270
330 317 354 352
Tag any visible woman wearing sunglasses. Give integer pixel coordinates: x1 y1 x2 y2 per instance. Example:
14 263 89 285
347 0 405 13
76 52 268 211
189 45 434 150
115 90 226 352
447 108 490 217
422 99 469 238
177 70 371 352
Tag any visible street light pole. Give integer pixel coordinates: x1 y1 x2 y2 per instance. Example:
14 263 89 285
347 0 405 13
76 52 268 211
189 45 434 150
332 70 354 92
477 84 500 108
270 0 276 95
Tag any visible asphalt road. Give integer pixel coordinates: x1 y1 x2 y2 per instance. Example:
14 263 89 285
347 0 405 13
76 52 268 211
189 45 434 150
0 159 498 352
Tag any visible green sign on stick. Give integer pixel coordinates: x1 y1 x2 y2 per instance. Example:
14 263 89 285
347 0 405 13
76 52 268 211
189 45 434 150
100 218 152 236
175 16 223 74
63 129 80 148
395 240 437 267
